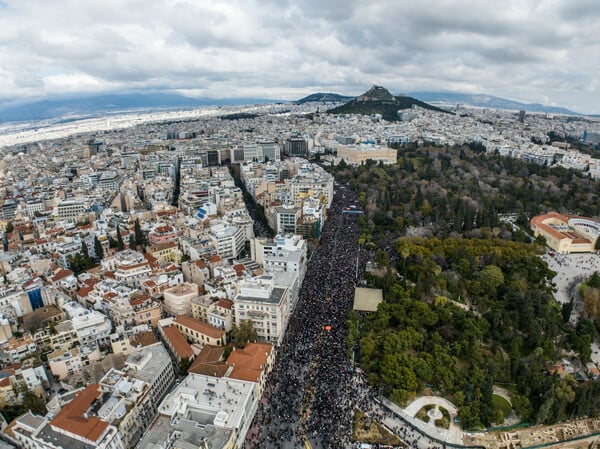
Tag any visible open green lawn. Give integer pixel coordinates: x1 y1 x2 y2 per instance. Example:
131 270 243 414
492 394 512 419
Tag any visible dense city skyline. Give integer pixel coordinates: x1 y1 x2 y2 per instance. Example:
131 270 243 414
0 0 599 114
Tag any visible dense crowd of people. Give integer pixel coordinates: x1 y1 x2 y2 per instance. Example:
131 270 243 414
244 183 451 449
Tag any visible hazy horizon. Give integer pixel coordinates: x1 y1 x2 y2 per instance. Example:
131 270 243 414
0 1 599 114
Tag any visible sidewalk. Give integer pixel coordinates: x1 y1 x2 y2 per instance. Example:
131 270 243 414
380 396 465 445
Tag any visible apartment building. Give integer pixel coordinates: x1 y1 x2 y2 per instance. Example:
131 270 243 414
2 334 37 363
140 373 257 449
210 223 246 260
110 250 153 288
251 234 307 282
54 199 90 223
182 259 210 285
174 315 226 347
98 369 154 448
163 282 199 316
233 275 289 345
33 320 79 356
272 206 300 235
9 385 125 449
62 302 112 347
124 342 175 408
47 346 83 380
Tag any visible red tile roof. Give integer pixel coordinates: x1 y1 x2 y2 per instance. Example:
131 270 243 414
51 269 74 283
149 241 178 251
174 315 225 340
188 345 228 377
130 294 150 306
162 325 194 359
226 342 273 382
216 299 233 310
153 225 174 234
50 385 108 442
76 281 98 298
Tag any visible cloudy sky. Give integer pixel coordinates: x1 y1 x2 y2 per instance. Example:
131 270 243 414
0 0 599 113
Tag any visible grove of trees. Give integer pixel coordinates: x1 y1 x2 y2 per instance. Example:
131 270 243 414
336 143 600 429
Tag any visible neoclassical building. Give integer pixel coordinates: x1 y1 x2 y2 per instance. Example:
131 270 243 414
530 212 600 253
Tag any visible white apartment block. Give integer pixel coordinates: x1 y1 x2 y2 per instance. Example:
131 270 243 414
25 200 45 218
98 369 155 448
98 171 124 191
273 206 300 235
33 320 79 354
124 342 176 408
251 234 307 282
146 373 257 449
54 199 90 223
103 250 152 288
288 163 334 208
210 223 246 260
234 275 289 345
62 302 113 347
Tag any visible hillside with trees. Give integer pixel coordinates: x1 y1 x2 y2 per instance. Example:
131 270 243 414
332 143 599 245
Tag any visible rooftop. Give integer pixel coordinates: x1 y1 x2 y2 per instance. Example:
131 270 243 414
237 286 286 305
125 342 172 383
49 384 109 442
175 315 225 339
158 372 254 431
136 414 233 449
162 325 194 359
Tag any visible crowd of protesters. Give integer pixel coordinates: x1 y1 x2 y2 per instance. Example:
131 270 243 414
245 183 450 449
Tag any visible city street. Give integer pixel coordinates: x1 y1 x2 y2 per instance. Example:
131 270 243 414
245 183 451 449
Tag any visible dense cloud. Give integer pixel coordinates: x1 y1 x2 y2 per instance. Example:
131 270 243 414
0 0 598 113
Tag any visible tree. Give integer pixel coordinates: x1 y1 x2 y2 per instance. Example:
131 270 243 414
401 247 409 282
231 320 258 348
134 218 146 247
94 235 104 260
116 225 125 251
512 393 532 420
129 234 136 250
477 265 504 297
81 241 90 260
22 391 47 415
179 357 192 375
374 251 390 269
5 221 13 233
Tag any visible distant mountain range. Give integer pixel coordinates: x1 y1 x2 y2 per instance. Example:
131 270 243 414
406 92 579 115
0 93 276 124
326 85 451 121
294 92 355 104
296 89 582 116
0 88 584 124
